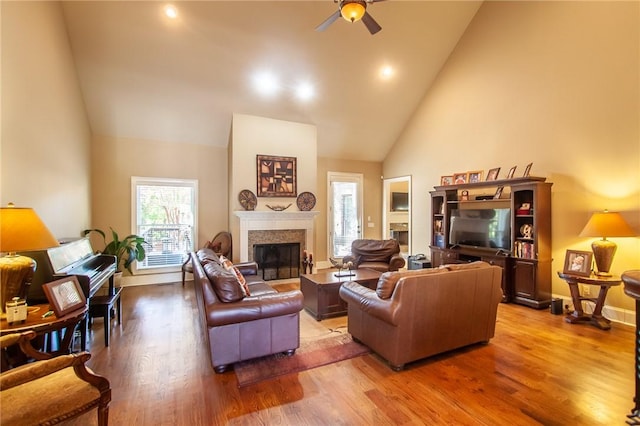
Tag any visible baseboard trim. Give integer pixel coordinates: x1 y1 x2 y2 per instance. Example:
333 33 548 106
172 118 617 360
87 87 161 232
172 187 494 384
551 293 635 327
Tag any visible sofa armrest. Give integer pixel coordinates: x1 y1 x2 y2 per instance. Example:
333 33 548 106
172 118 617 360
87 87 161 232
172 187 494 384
234 261 258 276
206 290 303 327
389 254 406 271
339 282 400 325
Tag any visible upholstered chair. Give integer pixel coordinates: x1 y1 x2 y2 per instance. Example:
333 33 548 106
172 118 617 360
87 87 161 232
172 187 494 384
343 239 406 272
1 331 111 425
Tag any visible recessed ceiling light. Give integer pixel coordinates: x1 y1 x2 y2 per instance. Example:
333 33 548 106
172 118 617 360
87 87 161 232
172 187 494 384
164 5 178 19
252 71 280 97
380 65 394 80
295 82 315 101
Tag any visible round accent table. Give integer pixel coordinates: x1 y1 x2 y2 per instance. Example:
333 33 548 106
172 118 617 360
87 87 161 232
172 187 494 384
557 271 621 330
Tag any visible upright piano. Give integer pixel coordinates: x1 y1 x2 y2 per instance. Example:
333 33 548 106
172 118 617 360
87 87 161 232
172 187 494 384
22 238 116 350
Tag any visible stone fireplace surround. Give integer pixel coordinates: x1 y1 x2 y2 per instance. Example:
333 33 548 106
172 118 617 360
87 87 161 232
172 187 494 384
234 211 319 263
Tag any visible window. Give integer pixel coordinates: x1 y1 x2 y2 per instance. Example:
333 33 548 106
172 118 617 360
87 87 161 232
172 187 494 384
132 177 198 272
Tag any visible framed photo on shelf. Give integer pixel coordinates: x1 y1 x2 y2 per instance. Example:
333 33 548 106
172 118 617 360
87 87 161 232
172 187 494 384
563 249 593 277
42 276 86 317
523 162 533 177
507 165 517 179
493 186 504 199
453 172 468 185
440 175 453 186
486 167 500 181
468 170 483 183
256 154 297 197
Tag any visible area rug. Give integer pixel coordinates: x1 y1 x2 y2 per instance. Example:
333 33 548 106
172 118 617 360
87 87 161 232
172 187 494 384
234 333 370 387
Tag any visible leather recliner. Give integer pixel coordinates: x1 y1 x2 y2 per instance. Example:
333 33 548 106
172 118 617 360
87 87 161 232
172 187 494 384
343 239 406 272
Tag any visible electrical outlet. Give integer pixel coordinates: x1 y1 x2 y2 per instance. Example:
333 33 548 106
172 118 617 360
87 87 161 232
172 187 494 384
582 284 590 296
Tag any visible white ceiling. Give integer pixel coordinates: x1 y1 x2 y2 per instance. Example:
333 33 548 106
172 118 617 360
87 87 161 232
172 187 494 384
61 1 481 161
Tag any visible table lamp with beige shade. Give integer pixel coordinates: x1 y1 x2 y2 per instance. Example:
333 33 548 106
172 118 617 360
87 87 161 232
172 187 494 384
0 203 59 313
579 210 636 276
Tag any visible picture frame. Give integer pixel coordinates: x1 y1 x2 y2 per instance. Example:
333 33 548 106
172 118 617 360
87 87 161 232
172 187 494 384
486 167 501 181
453 172 468 185
523 162 533 177
256 155 297 197
563 249 593 277
42 276 86 317
440 175 453 186
493 186 504 199
467 170 483 183
507 165 517 179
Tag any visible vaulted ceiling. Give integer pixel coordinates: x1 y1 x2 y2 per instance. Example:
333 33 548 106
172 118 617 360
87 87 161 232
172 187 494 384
61 1 482 161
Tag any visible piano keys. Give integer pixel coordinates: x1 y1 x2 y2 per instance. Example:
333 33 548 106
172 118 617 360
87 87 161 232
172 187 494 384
21 238 116 350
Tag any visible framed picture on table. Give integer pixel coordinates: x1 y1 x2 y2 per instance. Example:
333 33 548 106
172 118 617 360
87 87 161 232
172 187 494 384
563 250 593 277
42 276 86 317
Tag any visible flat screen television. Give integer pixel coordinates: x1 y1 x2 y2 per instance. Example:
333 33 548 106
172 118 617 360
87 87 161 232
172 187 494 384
391 192 409 212
449 208 511 251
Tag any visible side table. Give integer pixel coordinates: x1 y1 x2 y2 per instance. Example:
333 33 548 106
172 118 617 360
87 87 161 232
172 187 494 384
557 271 621 330
1 303 87 369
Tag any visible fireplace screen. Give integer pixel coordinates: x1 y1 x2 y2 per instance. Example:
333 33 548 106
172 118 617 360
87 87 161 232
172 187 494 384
253 243 300 281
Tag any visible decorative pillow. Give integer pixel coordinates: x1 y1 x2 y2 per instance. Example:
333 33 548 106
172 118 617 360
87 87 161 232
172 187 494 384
219 256 251 297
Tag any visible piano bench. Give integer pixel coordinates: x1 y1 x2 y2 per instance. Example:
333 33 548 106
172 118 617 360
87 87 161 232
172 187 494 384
89 288 122 347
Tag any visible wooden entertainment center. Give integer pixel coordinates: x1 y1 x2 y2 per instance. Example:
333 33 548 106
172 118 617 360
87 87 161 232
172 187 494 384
430 177 552 309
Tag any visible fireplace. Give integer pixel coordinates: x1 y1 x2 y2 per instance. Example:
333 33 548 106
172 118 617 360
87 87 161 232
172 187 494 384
253 243 300 280
235 211 319 262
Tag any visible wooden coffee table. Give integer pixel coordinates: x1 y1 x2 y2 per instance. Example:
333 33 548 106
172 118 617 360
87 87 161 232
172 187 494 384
300 269 382 320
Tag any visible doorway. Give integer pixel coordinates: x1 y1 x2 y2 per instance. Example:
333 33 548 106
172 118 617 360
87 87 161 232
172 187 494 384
327 172 363 259
383 176 411 256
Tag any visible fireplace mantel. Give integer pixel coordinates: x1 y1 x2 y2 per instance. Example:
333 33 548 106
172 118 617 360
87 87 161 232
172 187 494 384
235 211 319 262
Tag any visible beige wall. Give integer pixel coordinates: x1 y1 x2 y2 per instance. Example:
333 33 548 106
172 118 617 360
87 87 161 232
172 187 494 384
1 1 91 238
316 157 383 262
229 114 317 261
384 1 640 311
90 135 227 255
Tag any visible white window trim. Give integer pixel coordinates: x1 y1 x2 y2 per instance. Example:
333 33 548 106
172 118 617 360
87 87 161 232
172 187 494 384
131 176 198 275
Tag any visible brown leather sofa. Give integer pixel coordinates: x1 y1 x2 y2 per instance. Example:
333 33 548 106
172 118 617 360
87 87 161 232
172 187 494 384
343 239 406 272
339 261 503 370
190 248 304 373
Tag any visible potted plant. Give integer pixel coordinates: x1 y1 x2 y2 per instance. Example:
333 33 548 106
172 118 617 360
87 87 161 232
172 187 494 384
83 228 147 276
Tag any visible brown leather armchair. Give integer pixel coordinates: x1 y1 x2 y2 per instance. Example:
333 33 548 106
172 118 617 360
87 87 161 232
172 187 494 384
343 239 405 272
1 331 111 425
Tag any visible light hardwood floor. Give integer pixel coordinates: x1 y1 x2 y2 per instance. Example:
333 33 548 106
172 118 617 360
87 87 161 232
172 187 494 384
70 279 636 425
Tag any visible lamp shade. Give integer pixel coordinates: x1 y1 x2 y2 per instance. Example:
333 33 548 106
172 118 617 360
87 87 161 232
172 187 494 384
0 206 59 253
341 1 366 22
579 211 635 238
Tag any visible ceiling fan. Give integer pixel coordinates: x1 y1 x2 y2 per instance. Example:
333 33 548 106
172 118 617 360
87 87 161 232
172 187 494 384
316 0 385 35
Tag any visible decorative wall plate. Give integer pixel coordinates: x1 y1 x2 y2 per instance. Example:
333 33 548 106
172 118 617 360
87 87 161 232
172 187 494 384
238 189 257 211
297 191 316 211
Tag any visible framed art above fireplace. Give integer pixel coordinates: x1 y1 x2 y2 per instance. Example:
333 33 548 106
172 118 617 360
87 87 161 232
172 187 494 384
257 154 297 197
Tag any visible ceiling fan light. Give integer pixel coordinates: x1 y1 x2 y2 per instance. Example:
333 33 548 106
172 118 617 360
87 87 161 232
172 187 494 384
341 1 366 23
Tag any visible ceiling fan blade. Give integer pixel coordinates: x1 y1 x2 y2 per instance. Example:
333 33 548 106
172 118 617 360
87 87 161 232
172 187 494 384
362 11 382 35
316 10 341 32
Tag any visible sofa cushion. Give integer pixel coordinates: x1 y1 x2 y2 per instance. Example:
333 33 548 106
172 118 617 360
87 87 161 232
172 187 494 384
203 261 245 303
220 256 251 297
197 248 221 265
376 268 446 299
443 261 491 271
